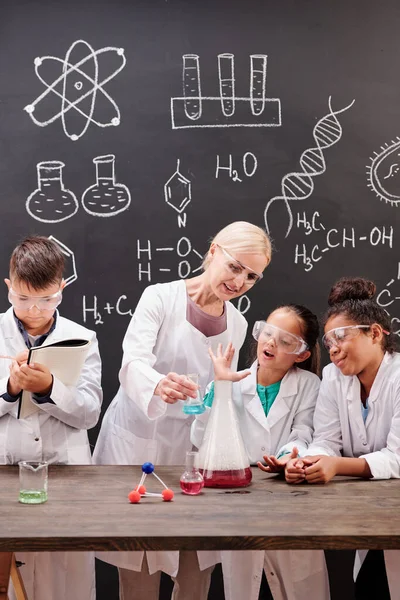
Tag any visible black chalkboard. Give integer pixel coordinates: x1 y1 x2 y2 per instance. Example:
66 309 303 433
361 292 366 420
1 2 398 597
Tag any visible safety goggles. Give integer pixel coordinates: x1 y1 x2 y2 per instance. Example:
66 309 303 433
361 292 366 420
252 321 309 354
218 245 263 286
8 288 62 311
322 325 372 351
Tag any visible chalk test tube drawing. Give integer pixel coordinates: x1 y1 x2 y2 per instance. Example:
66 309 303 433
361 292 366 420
264 97 355 238
164 160 192 214
24 39 126 141
82 154 131 217
171 53 281 129
26 161 79 223
48 236 77 286
367 138 400 207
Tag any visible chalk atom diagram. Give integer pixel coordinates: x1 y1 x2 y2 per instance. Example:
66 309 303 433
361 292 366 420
48 236 77 286
367 138 400 207
264 97 355 238
24 39 126 141
171 53 281 129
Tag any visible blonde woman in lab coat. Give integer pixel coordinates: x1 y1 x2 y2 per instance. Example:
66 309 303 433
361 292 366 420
286 277 400 600
93 221 272 600
0 236 102 600
191 304 330 600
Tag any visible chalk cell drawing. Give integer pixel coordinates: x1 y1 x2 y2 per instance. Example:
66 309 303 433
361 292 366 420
171 53 281 129
82 154 131 217
367 138 400 207
26 161 79 223
264 97 355 238
24 39 126 141
48 236 77 286
164 160 192 213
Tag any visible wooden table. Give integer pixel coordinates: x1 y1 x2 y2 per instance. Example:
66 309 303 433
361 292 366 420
0 464 399 553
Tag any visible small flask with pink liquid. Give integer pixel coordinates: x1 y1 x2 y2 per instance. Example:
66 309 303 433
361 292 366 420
180 451 204 495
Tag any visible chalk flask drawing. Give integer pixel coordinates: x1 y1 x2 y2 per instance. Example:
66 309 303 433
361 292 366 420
197 381 252 488
26 161 79 223
82 154 131 217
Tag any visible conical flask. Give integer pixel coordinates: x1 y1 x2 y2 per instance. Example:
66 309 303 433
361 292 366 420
197 380 252 488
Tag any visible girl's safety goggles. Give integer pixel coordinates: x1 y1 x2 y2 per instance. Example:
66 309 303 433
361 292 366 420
252 321 309 355
322 324 379 351
8 288 62 311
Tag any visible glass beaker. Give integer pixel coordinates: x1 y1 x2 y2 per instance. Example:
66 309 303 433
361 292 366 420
182 373 205 415
18 461 48 504
26 161 79 223
180 451 204 495
197 380 252 488
81 154 131 217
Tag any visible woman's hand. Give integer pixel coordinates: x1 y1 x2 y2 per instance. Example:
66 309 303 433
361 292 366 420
209 343 251 382
155 372 198 404
258 447 299 473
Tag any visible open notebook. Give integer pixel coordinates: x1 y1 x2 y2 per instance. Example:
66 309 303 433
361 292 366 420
18 339 91 419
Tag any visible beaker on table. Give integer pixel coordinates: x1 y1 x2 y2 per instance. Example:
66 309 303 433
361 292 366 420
197 380 252 488
18 461 48 504
82 154 131 217
26 161 79 223
180 451 204 495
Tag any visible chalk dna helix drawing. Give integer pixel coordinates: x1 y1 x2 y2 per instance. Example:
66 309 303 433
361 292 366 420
26 155 130 222
24 39 126 141
264 96 355 238
171 53 281 129
367 138 400 207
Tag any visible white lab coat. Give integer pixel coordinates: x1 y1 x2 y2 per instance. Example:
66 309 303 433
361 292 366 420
0 307 102 600
308 352 400 599
93 280 247 577
191 363 330 600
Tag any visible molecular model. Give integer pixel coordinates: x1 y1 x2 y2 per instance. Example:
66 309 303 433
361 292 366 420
128 462 174 503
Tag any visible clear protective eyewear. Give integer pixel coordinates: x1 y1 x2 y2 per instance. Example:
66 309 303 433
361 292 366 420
218 245 263 286
8 288 62 311
252 321 309 355
322 325 371 351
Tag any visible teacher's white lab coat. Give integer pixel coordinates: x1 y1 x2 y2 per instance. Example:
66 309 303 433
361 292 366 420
191 363 330 600
308 352 400 599
93 280 247 577
0 307 102 600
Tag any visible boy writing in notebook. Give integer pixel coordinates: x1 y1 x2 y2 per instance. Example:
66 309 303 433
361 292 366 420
0 235 102 600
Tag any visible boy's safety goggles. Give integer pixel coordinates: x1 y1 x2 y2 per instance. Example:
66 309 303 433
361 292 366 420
8 288 62 311
252 321 309 355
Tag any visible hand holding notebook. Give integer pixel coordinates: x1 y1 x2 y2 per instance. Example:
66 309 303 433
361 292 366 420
18 338 91 419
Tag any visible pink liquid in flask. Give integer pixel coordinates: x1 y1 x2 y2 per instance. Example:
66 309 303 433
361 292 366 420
180 480 204 495
201 467 252 489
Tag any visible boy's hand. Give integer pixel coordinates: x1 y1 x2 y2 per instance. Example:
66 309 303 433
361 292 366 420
209 343 251 382
258 447 299 473
15 350 29 365
11 361 53 395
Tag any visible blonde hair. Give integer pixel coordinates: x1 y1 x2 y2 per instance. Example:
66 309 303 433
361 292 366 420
203 221 272 269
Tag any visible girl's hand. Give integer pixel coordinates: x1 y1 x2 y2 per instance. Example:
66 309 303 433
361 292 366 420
209 343 251 382
258 447 299 473
285 456 307 484
155 372 198 404
304 456 338 484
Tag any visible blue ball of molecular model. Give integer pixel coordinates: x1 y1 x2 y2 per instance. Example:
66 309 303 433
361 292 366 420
142 462 155 474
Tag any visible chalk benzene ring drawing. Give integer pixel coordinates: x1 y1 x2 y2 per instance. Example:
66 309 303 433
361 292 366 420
264 96 355 238
366 138 400 207
24 39 126 141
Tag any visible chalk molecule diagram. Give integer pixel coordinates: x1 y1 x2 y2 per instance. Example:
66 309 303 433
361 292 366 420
24 39 126 141
171 53 281 129
48 236 77 287
264 96 355 238
367 138 400 207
